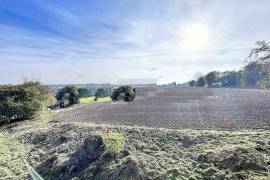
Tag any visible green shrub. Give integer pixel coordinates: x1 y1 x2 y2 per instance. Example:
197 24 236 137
0 81 56 124
56 86 80 108
103 132 125 155
111 86 136 102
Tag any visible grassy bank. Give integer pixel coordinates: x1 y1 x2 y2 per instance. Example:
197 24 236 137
0 111 55 179
2 116 269 179
79 96 111 103
0 132 28 179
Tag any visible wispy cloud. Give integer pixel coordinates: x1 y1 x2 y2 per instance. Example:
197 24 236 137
0 0 269 84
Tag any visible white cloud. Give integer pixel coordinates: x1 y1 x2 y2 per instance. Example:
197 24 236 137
0 0 270 84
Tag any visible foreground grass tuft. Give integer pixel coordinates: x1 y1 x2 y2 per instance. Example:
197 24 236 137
103 132 125 155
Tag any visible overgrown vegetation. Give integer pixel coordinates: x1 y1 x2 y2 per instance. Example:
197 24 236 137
0 81 56 124
103 132 125 155
56 86 80 108
3 118 269 180
111 86 136 102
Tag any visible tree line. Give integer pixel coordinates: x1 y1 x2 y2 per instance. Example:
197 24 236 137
0 82 136 124
56 85 135 108
77 87 111 98
187 41 270 88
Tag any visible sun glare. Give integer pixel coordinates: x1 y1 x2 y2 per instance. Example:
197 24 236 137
182 23 211 51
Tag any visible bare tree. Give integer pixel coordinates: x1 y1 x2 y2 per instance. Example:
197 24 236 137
246 41 270 63
246 41 270 88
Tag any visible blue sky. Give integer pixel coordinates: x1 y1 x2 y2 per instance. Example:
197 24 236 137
0 0 270 84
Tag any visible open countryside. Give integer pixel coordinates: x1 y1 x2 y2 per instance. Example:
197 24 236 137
1 1 270 180
1 84 270 179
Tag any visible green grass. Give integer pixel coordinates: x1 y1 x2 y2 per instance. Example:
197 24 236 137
80 96 111 103
103 132 125 155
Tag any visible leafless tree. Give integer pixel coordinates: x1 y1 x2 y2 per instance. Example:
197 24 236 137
246 41 270 88
246 41 270 63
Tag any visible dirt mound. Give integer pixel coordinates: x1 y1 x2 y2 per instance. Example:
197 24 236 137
37 135 104 179
36 134 147 180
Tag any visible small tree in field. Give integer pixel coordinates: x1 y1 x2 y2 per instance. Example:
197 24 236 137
111 86 135 102
56 86 80 108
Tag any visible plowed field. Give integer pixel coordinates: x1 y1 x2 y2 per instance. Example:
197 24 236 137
54 87 270 130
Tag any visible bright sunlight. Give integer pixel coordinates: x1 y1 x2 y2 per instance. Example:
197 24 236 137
182 23 211 51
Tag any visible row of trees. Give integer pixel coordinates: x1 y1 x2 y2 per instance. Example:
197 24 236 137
56 85 136 108
0 84 111 123
188 41 270 88
78 86 136 103
56 87 109 108
189 70 242 88
0 83 136 124
77 87 110 98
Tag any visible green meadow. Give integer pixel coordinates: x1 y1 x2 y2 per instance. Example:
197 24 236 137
79 96 111 103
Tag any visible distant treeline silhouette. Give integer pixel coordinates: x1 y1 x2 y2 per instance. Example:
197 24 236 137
187 41 270 88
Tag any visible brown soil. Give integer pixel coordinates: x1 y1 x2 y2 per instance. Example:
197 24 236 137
55 87 270 130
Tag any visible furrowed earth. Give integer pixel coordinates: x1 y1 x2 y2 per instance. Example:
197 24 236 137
59 87 270 130
0 87 270 179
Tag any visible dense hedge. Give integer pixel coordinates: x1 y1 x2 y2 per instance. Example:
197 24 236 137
111 86 135 102
0 82 56 124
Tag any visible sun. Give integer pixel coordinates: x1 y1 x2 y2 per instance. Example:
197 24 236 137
182 23 211 51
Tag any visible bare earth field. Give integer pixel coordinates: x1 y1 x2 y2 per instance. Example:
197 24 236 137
56 87 270 130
